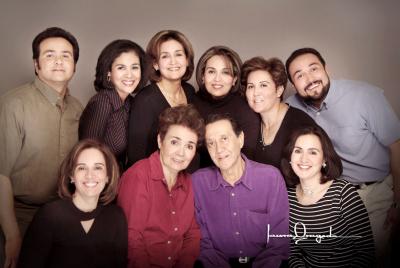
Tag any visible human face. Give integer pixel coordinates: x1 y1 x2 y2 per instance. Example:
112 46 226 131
158 125 198 175
246 70 283 114
205 120 244 173
72 148 108 202
34 37 75 92
290 134 325 182
202 55 237 98
109 51 141 100
154 39 188 81
288 53 330 107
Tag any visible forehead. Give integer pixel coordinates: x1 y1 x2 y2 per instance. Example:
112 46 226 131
112 51 140 64
206 119 235 138
39 37 73 53
295 134 322 148
77 148 106 163
206 54 231 68
159 38 184 52
247 69 272 82
165 124 198 141
289 53 323 73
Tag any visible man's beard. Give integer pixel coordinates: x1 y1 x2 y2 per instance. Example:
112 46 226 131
303 79 330 107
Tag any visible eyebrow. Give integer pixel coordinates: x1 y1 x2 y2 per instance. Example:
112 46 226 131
76 162 105 166
160 49 184 54
42 49 73 55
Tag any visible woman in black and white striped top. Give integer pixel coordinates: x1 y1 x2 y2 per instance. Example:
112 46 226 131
281 126 375 267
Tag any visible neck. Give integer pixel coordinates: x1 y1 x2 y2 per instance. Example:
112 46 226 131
260 102 285 127
160 157 178 191
221 157 245 186
158 79 182 94
72 195 98 212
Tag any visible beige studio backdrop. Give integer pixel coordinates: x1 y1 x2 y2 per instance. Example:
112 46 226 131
0 0 399 116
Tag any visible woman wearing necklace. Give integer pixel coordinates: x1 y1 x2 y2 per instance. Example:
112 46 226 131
280 126 375 267
127 30 197 167
241 56 316 172
193 46 260 167
18 139 127 268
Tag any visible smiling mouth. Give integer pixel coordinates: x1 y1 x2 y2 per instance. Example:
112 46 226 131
122 80 135 86
83 182 99 188
305 81 322 91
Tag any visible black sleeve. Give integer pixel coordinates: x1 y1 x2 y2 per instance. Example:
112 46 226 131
127 87 166 166
113 207 128 268
18 206 54 268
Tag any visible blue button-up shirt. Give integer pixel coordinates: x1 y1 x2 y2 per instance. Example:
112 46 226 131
286 79 400 183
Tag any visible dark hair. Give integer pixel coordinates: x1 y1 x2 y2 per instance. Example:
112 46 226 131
196 46 242 96
147 30 194 82
32 27 79 75
58 139 120 205
285 47 326 83
205 113 243 137
241 56 287 100
280 126 342 186
158 104 205 145
94 39 148 92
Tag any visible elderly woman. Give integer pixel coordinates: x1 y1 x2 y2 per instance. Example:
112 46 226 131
192 114 289 268
280 126 375 267
79 39 147 169
193 46 260 167
18 139 127 268
241 56 316 171
118 105 204 268
127 30 197 166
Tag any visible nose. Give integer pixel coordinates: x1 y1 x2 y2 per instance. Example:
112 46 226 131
126 69 133 78
299 152 308 163
214 72 221 82
177 145 185 156
215 141 223 154
170 55 177 64
55 55 64 65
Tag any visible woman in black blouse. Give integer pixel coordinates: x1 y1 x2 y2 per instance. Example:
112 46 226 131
127 30 197 167
79 40 148 169
193 46 260 167
241 56 316 171
18 139 127 268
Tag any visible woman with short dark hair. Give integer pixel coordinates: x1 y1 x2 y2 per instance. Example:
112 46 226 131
242 56 316 172
193 46 260 167
119 105 204 268
280 126 375 267
18 139 127 268
79 39 147 169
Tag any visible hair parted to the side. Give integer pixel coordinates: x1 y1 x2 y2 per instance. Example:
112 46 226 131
285 47 326 83
32 27 79 75
205 113 243 137
146 30 194 82
280 125 342 186
58 139 120 205
196 46 243 96
94 39 148 92
158 104 205 145
241 56 287 100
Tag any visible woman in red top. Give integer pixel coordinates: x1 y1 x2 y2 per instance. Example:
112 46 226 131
118 104 204 268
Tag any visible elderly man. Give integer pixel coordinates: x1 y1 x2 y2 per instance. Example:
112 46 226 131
192 114 289 268
0 27 83 267
285 47 400 267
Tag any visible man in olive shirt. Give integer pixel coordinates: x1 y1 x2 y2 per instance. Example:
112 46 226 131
0 27 83 267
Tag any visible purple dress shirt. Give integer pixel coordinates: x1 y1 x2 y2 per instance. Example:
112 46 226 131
191 154 289 268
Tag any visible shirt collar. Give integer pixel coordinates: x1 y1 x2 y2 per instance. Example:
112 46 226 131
148 151 188 192
34 77 69 107
209 153 253 191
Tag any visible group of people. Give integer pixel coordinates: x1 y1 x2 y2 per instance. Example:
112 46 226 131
0 26 399 268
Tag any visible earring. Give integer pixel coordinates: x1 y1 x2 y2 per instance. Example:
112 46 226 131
107 75 111 82
322 162 327 168
70 179 75 184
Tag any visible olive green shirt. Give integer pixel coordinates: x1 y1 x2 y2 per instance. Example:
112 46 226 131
0 77 83 206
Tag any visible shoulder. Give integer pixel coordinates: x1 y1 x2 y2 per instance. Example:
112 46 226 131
287 106 315 124
247 159 283 181
191 167 218 185
135 83 160 100
182 81 196 95
333 79 382 99
0 82 36 107
84 91 112 109
66 94 83 111
33 199 68 221
121 157 151 184
101 203 126 219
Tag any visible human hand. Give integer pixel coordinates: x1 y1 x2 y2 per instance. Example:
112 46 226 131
384 205 400 231
3 235 21 268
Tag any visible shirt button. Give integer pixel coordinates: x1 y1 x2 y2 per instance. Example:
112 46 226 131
316 112 320 116
167 240 172 244
231 193 235 197
233 212 237 216
171 211 176 215
167 256 172 260
239 250 243 254
174 227 178 231
235 231 240 235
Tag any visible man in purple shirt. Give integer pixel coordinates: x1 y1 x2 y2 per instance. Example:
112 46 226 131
192 114 289 268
